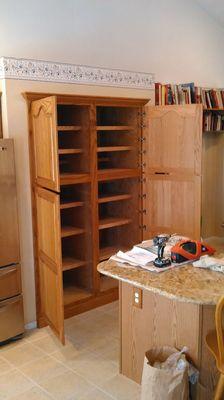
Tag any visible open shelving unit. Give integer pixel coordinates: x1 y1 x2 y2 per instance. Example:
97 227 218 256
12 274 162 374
95 105 142 292
28 93 147 342
57 104 93 309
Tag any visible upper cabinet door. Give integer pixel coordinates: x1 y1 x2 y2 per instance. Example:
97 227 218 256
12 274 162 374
143 105 203 176
36 186 64 343
31 96 59 192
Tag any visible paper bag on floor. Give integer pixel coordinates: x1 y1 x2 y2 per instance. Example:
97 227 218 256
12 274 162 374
141 346 189 400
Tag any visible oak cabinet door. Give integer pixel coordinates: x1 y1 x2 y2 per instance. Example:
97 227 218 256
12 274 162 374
36 186 64 343
143 175 201 240
143 105 202 239
143 105 202 176
31 96 59 192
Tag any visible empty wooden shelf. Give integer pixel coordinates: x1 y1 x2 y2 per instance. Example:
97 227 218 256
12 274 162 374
60 173 91 185
99 245 129 261
58 149 83 154
61 226 85 238
60 200 84 209
63 285 92 306
98 168 140 181
97 146 133 152
96 125 135 131
57 125 81 131
98 194 132 204
62 257 86 272
99 217 132 230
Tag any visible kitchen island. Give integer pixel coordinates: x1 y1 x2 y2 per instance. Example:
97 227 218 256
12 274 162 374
98 255 224 400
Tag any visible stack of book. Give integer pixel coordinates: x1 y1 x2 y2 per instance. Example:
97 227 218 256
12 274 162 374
155 83 224 109
155 83 195 105
203 113 224 132
200 88 224 109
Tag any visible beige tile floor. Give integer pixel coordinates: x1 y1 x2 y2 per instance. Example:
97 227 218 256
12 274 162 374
0 301 141 400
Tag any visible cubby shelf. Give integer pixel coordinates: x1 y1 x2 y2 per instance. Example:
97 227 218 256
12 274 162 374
57 126 81 131
96 125 135 131
63 285 92 306
62 257 86 272
60 173 91 185
99 217 132 230
97 146 133 152
97 168 140 181
61 226 85 238
60 201 84 209
99 245 129 261
58 149 83 154
98 194 132 204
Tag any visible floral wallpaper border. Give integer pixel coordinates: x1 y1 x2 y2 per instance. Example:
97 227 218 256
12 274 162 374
0 57 154 89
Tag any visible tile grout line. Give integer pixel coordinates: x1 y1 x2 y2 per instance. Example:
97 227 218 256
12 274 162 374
1 305 119 400
4 365 55 400
47 352 118 399
1 337 117 400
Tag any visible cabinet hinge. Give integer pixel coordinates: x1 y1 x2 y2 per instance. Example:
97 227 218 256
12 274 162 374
138 162 146 168
138 177 146 183
139 225 147 230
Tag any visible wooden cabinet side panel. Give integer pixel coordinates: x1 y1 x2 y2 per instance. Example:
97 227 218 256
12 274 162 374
120 282 201 384
202 132 224 238
199 305 217 400
0 139 20 265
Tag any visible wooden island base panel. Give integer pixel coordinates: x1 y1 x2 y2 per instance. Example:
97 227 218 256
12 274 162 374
98 255 224 400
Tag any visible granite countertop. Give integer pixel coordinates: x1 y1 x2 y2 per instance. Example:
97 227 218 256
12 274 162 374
98 258 224 305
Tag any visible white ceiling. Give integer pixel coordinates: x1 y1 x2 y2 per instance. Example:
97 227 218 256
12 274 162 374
196 0 224 27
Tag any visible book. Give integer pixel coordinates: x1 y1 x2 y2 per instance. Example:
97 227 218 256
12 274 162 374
155 83 224 109
155 82 196 105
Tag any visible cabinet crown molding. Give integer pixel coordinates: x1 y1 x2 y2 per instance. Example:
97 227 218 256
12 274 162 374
0 56 154 90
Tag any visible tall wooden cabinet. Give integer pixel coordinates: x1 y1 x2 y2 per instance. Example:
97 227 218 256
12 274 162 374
26 93 222 343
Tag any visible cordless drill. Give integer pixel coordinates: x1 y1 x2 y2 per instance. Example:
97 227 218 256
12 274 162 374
153 235 171 268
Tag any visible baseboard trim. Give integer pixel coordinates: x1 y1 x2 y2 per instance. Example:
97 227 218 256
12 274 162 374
25 321 37 330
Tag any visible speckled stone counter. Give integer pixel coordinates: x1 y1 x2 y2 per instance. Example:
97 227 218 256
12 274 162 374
98 259 224 305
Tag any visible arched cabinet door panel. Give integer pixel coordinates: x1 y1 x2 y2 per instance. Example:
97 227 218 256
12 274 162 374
143 104 202 176
31 96 59 192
